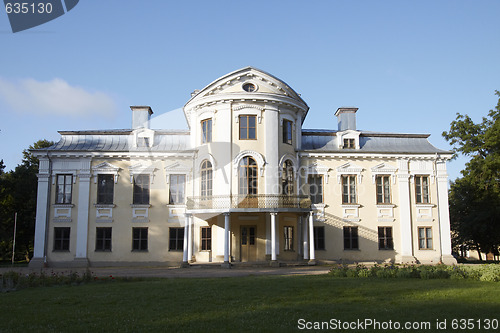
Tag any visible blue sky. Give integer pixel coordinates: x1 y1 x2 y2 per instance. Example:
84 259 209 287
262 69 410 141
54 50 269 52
0 0 499 182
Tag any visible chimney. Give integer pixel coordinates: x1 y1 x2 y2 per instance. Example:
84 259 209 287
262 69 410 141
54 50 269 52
335 107 358 131
131 106 153 129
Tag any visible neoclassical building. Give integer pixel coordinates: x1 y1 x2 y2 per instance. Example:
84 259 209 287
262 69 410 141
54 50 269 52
30 67 456 268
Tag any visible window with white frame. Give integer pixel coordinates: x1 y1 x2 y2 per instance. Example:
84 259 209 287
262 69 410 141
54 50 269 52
97 174 114 204
169 174 186 204
376 175 391 204
133 174 150 205
415 175 430 204
201 118 212 143
200 160 212 197
56 174 73 204
308 175 323 204
342 175 357 204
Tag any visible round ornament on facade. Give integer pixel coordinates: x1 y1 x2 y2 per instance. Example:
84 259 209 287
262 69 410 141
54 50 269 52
242 82 257 92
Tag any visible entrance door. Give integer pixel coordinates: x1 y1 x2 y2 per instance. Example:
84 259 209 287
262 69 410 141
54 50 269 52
240 226 257 262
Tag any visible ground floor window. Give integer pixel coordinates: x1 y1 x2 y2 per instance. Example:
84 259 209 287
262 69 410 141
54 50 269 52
96 227 112 251
169 227 184 251
201 227 211 251
418 227 433 249
54 227 70 251
378 227 393 250
343 226 358 250
284 226 294 251
132 227 148 251
314 226 325 250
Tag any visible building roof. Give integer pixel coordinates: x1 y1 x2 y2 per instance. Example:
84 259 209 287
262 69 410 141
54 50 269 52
36 129 192 153
301 130 451 154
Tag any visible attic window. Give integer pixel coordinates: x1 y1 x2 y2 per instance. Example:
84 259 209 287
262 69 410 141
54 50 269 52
343 138 355 149
242 83 256 92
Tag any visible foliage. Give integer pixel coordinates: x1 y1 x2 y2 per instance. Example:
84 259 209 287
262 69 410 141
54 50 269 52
0 140 54 261
443 91 500 257
0 269 96 292
329 264 500 282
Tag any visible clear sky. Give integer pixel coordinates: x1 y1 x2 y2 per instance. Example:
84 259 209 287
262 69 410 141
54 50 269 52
1 0 499 182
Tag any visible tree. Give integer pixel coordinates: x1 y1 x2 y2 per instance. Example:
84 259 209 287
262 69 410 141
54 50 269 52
443 91 500 259
0 139 54 262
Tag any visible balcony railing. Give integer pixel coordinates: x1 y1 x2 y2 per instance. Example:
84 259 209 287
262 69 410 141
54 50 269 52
186 194 312 210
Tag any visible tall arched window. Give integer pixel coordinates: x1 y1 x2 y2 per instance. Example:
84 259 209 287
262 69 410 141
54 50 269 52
238 157 258 195
201 160 213 197
281 160 294 195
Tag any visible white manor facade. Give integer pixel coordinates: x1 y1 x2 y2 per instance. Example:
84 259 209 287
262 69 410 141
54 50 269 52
30 67 456 268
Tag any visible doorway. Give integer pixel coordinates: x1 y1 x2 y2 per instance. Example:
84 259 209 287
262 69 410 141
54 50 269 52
240 225 257 262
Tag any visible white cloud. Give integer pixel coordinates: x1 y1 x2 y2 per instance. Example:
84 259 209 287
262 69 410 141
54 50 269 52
0 77 116 117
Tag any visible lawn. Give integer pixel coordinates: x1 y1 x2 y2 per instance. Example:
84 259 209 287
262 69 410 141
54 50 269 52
1 274 499 332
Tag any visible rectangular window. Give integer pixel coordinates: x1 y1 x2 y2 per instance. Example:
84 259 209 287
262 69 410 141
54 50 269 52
342 175 357 204
284 226 294 251
415 175 430 204
169 174 186 204
201 118 212 143
133 174 150 205
97 174 114 204
132 227 148 251
56 174 73 204
343 138 355 149
378 227 393 250
169 227 184 251
201 227 211 251
343 226 358 250
53 227 70 251
314 226 325 250
376 175 391 204
308 175 323 204
418 227 433 250
283 119 292 144
239 115 256 140
95 227 112 251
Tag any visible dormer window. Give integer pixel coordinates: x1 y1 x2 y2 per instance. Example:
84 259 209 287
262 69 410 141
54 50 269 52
343 138 355 149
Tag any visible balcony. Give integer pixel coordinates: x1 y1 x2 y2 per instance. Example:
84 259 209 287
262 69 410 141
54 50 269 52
186 194 312 212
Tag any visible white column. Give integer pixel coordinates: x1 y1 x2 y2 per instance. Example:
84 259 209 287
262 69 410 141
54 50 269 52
75 173 91 263
397 159 414 263
265 105 280 195
182 215 189 263
303 214 309 260
436 160 457 264
298 216 302 256
31 173 51 266
187 214 193 262
271 213 277 261
223 212 230 263
308 212 315 262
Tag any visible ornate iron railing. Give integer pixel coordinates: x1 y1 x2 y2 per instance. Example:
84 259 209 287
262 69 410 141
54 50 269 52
186 194 312 210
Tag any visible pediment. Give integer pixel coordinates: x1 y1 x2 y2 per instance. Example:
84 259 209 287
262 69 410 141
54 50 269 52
188 67 304 102
337 162 363 173
370 163 398 174
164 162 192 173
92 162 120 172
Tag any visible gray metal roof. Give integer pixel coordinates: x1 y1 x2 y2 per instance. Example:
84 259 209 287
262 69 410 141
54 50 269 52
301 130 451 154
42 130 192 152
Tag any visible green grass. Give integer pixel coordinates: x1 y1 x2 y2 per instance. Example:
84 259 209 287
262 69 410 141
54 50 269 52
1 275 499 332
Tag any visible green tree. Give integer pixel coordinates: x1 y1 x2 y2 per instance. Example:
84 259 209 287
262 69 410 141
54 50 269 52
0 139 54 262
443 91 500 259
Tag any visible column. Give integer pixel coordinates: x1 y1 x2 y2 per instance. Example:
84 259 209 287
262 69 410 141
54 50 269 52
303 214 309 260
223 212 231 267
75 173 91 266
271 212 277 261
436 161 457 264
308 211 315 263
187 214 193 262
30 171 51 268
397 159 415 263
182 214 189 264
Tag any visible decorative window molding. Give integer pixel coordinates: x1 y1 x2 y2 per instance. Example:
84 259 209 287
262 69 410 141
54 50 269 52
129 163 157 184
51 170 77 185
303 162 330 184
233 104 264 124
199 109 217 124
164 162 192 183
370 163 397 184
233 150 266 177
341 204 361 219
337 162 363 184
92 162 120 184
